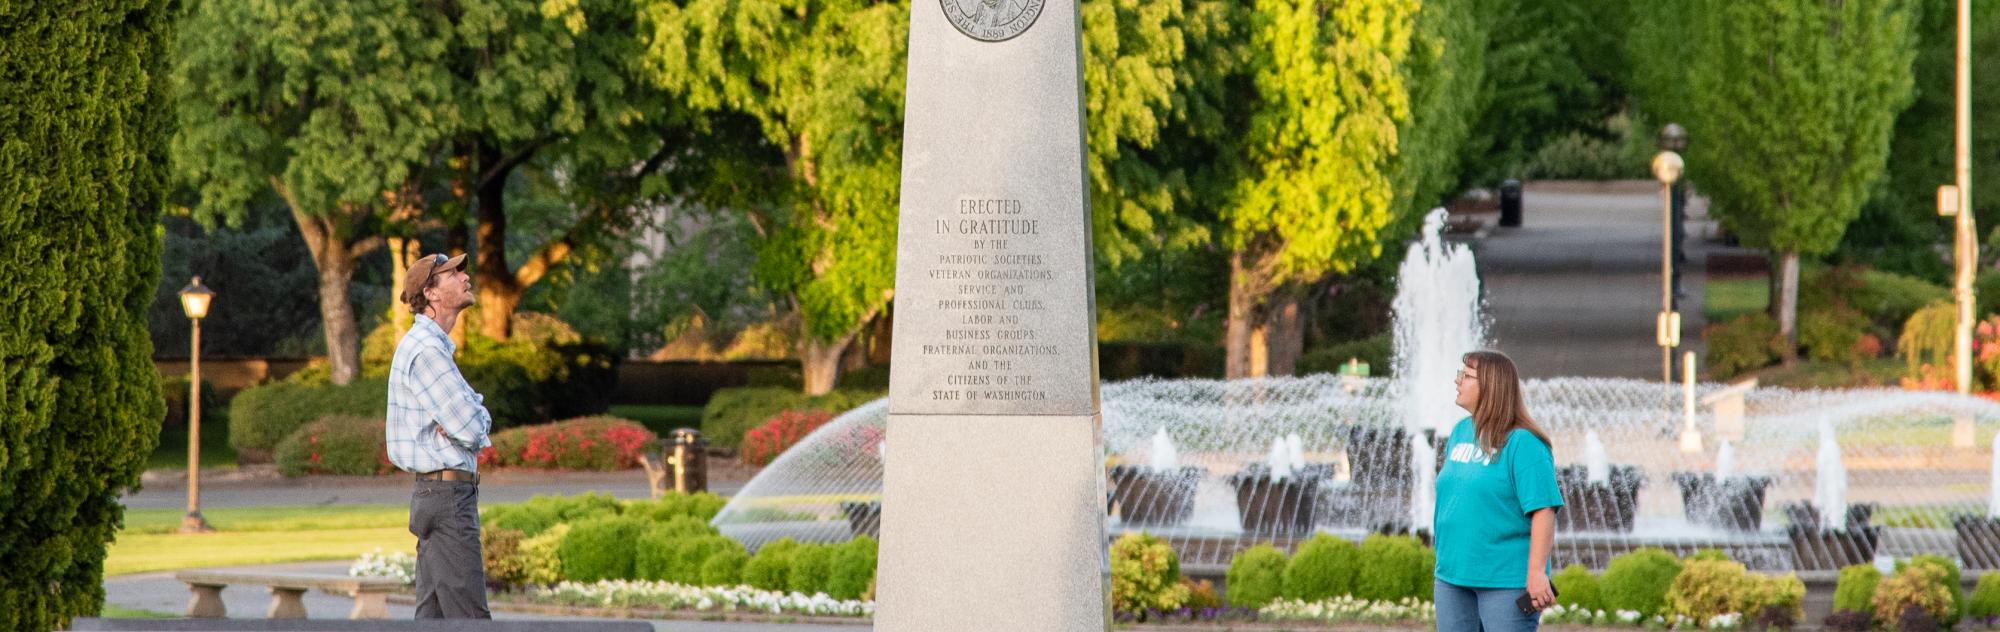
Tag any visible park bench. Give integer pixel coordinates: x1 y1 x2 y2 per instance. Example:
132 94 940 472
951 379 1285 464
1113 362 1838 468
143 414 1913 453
173 570 404 620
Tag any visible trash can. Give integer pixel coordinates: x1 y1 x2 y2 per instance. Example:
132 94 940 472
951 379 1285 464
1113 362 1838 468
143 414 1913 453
1499 179 1524 227
669 428 708 493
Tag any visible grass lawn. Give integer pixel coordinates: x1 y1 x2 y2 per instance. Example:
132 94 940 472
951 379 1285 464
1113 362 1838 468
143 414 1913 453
1752 357 1908 389
109 505 411 576
1706 275 1769 324
609 404 706 436
100 605 177 618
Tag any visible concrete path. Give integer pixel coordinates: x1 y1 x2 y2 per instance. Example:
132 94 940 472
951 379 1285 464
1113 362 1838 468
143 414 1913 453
1473 181 1713 380
125 467 750 511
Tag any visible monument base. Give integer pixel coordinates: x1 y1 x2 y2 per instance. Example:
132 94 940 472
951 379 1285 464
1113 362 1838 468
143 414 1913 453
877 413 1107 632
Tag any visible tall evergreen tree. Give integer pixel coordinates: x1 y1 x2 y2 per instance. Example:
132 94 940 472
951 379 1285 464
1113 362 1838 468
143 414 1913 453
1680 0 1919 358
0 0 174 628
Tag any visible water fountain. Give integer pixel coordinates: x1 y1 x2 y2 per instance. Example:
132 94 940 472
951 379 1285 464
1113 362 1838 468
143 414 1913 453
708 208 2000 574
1783 419 1880 571
1955 431 2000 570
1108 429 1206 527
1555 430 1643 533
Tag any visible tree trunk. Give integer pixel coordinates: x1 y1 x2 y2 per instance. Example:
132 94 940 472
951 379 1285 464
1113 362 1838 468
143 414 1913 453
800 332 858 396
475 139 521 342
1266 289 1304 376
315 255 362 385
867 309 894 365
1775 251 1800 365
388 237 415 338
1225 251 1266 379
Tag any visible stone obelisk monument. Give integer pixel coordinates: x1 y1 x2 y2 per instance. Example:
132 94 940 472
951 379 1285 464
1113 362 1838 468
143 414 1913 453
878 0 1104 629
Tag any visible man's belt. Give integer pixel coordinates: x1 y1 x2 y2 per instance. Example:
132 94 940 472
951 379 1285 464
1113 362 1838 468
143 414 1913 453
415 469 478 483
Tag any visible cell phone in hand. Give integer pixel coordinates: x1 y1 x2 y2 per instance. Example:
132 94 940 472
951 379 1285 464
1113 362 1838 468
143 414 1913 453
1516 585 1559 614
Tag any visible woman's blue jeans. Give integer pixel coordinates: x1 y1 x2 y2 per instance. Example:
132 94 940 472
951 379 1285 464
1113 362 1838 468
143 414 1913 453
1434 578 1539 632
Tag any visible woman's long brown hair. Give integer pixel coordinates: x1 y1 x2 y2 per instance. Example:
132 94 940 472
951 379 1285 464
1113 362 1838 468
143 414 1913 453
1464 350 1552 453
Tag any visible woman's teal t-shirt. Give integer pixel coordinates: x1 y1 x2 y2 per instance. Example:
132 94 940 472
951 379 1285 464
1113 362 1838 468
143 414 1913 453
1433 417 1564 588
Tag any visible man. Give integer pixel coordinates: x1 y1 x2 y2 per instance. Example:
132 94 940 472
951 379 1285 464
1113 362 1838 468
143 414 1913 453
385 252 493 618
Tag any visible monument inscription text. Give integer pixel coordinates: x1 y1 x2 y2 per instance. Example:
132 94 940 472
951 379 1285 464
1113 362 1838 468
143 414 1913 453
911 195 1067 405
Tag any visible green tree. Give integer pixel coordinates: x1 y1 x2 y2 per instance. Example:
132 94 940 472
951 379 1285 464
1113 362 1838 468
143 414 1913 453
1680 0 1919 358
1458 0 1598 188
1220 0 1431 378
0 0 173 627
171 0 458 385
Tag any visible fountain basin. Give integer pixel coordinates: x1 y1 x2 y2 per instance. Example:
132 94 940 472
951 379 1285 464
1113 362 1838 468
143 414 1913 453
1673 473 1773 532
1229 464 1329 535
1781 502 1880 571
1953 515 2000 570
840 500 881 539
1556 465 1643 533
1108 465 1207 527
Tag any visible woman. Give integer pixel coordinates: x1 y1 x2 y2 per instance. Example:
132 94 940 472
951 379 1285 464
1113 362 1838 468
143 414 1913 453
1434 350 1562 632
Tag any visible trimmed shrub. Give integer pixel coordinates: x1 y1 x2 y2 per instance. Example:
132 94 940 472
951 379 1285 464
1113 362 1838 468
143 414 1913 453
1747 573 1807 630
480 416 656 471
1801 305 1871 364
1968 573 2000 622
701 548 750 587
1901 302 1958 375
828 536 879 600
1224 544 1288 608
1834 564 1883 616
1552 564 1604 612
228 377 388 462
1184 578 1223 609
1110 532 1191 613
623 492 729 523
1705 314 1785 379
556 515 650 582
1901 554 1965 627
743 538 802 591
1852 269 1948 330
632 517 726 582
1600 547 1682 616
519 524 571 585
482 527 530 588
1282 535 1358 603
482 492 624 537
1685 548 1730 562
700 387 883 449
274 415 390 477
741 410 836 467
1873 563 1954 628
1664 559 1756 622
1352 534 1432 603
786 543 834 595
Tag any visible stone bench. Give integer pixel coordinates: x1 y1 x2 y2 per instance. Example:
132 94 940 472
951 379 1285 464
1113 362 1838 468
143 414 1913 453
173 570 406 620
68 619 654 631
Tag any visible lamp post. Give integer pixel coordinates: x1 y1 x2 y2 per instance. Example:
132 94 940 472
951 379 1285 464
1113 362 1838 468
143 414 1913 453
1949 0 1977 395
1653 150 1686 385
179 277 214 533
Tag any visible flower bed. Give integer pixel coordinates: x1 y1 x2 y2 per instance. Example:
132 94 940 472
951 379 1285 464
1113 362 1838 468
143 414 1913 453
527 579 872 618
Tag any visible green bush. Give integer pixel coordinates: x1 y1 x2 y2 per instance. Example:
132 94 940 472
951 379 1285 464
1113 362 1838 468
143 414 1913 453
786 543 834 595
482 492 624 537
1978 272 2000 319
743 538 802 591
1684 548 1730 562
1874 562 1954 627
1967 573 2000 621
1852 269 1949 331
349 313 618 429
2 0 172 625
1901 301 1958 375
1552 564 1604 612
160 373 223 430
481 416 657 470
557 515 650 582
1600 547 1682 616
700 387 884 449
519 524 571 585
1834 564 1884 616
1801 305 1872 364
632 517 725 582
228 377 388 462
1705 314 1785 379
273 414 390 476
482 527 530 588
1352 534 1431 603
1282 535 1358 603
1110 532 1191 613
1299 334 1393 378
701 548 750 586
828 536 878 600
1900 554 1965 627
622 493 730 523
1746 573 1807 629
1664 559 1756 622
1224 544 1288 608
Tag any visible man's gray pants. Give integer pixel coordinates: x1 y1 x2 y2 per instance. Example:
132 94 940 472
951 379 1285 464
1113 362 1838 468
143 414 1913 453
409 479 490 618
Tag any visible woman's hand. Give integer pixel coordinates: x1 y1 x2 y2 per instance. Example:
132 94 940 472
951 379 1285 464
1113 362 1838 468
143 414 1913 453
1526 569 1555 609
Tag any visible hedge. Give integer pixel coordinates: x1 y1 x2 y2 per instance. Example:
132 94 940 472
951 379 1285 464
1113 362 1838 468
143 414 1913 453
480 417 656 470
0 0 175 626
700 387 883 449
228 377 388 462
274 415 392 477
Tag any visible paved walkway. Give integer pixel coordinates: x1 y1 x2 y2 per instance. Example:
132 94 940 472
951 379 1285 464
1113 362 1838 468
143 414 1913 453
1474 180 1713 380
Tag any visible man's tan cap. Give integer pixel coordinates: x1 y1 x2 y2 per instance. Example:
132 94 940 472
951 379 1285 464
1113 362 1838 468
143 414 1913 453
401 253 466 306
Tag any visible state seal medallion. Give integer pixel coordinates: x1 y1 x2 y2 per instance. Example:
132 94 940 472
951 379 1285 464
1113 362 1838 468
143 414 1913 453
941 0 1044 42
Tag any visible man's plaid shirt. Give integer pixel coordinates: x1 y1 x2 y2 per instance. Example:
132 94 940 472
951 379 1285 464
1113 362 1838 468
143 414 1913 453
385 315 492 474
